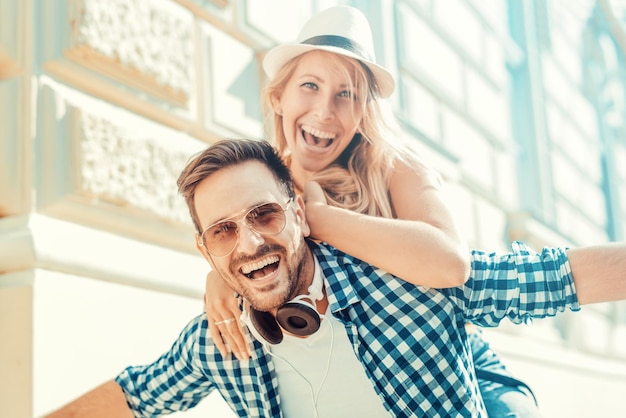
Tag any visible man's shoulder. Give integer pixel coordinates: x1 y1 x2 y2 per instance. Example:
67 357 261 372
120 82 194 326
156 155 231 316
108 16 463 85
308 240 394 283
179 313 210 342
309 240 363 268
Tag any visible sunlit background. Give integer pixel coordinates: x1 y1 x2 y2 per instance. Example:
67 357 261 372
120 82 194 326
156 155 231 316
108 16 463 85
1 0 625 417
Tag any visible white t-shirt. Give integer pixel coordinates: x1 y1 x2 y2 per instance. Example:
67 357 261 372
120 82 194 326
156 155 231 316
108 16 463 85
269 305 390 417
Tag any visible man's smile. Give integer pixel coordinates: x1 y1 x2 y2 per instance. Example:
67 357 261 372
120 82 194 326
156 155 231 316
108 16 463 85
239 255 280 280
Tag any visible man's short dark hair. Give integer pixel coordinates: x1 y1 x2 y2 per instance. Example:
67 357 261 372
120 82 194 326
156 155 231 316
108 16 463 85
177 138 295 233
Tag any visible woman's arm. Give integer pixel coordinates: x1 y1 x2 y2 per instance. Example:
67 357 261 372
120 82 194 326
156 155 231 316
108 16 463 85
204 269 250 360
304 162 470 288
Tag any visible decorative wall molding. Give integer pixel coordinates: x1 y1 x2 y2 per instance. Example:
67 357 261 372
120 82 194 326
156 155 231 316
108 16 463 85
199 22 263 136
192 0 230 9
64 47 189 107
0 213 206 297
42 59 216 142
0 0 32 219
35 81 207 251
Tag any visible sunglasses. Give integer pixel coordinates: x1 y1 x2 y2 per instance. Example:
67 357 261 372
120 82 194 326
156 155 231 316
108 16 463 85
199 198 294 257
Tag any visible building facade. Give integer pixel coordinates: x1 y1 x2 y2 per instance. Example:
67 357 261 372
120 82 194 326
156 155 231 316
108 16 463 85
1 0 625 416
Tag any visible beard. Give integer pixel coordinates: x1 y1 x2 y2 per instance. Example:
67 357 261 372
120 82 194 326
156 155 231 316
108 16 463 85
221 240 313 312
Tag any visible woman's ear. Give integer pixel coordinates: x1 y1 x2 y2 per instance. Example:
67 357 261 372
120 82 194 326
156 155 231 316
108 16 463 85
295 195 311 237
271 95 283 116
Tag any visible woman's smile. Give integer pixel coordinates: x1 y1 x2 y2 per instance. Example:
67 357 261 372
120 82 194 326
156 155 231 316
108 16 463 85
301 124 336 149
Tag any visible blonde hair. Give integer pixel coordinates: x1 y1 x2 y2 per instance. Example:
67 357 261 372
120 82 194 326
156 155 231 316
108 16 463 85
262 50 428 218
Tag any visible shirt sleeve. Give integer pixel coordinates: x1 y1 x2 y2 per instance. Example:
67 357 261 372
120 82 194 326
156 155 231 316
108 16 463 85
444 241 581 327
114 314 215 417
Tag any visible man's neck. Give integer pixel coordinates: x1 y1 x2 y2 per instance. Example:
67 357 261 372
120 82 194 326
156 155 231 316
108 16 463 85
271 249 328 320
262 245 314 316
306 243 329 315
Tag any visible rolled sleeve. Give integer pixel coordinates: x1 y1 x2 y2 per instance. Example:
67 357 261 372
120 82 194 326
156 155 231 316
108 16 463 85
115 315 214 417
447 241 580 327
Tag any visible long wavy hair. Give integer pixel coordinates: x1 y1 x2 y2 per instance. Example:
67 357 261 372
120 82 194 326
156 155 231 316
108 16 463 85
262 50 431 218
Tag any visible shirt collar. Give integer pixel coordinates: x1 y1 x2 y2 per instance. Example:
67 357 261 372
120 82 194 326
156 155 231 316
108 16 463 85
309 240 362 313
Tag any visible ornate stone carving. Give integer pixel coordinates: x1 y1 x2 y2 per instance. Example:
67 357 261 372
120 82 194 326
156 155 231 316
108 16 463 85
79 111 192 225
67 0 193 106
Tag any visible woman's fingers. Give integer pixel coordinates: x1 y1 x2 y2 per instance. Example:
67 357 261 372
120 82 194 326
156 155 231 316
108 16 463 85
204 270 251 360
302 180 327 205
215 307 250 360
208 315 229 358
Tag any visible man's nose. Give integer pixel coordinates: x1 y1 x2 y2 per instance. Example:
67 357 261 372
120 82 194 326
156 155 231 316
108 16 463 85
236 223 266 254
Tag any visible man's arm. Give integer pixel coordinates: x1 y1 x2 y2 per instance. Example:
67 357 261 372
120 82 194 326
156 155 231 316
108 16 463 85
44 380 133 418
568 242 626 305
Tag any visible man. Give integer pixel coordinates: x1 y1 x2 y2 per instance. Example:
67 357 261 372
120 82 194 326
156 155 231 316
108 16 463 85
45 139 626 418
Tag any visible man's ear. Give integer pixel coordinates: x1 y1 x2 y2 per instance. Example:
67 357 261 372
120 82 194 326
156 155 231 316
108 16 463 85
195 234 215 267
295 195 311 237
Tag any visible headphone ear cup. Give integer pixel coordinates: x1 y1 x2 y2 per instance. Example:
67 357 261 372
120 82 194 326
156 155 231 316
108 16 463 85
250 308 283 345
276 302 321 337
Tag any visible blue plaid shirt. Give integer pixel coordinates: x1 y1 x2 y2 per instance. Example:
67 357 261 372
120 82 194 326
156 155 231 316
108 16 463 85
116 241 579 417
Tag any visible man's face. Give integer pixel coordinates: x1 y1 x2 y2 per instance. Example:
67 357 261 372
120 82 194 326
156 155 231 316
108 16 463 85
194 161 312 312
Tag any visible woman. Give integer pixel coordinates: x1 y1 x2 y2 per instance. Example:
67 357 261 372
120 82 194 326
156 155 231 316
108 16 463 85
205 6 539 417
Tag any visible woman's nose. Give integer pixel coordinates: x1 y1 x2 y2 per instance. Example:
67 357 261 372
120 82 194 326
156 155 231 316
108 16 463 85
313 95 335 120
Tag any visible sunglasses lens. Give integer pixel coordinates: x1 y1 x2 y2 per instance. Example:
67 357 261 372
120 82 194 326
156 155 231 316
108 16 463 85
202 202 289 257
203 221 238 257
246 203 286 234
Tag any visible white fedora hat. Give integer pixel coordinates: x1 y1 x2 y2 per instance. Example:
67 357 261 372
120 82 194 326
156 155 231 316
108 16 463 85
263 6 395 98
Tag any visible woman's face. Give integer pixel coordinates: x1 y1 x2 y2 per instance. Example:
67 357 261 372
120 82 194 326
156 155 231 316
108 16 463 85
274 51 364 182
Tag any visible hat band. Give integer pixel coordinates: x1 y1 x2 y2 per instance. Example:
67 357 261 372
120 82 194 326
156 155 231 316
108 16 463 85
301 35 374 63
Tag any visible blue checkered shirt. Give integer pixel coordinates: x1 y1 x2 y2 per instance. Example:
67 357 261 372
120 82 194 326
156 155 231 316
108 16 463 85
116 241 579 417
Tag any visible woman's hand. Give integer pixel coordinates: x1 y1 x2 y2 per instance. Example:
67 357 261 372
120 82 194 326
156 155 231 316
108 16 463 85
302 180 328 239
204 270 250 360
